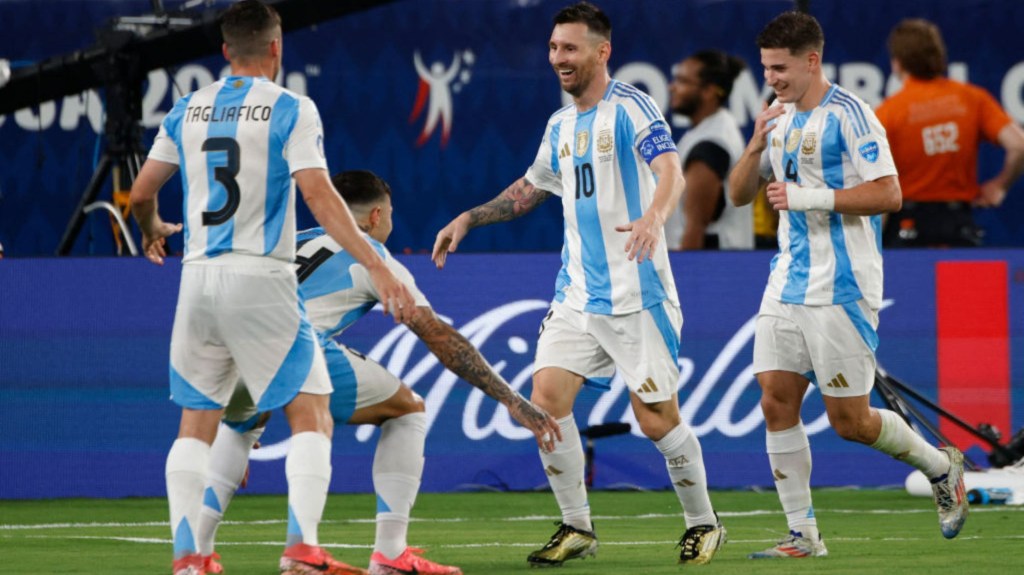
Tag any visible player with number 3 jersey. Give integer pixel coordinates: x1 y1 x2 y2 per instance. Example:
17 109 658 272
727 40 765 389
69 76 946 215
128 2 414 574
148 75 324 264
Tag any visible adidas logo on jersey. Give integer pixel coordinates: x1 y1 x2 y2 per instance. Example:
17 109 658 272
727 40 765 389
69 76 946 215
825 373 850 389
637 378 659 394
558 143 571 159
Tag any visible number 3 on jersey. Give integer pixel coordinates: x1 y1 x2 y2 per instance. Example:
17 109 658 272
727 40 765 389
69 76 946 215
201 137 241 226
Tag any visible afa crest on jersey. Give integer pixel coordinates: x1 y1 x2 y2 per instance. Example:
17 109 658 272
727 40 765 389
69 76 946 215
597 129 613 153
801 132 817 155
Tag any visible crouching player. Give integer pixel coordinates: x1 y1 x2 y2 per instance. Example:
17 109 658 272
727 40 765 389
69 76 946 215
196 171 562 575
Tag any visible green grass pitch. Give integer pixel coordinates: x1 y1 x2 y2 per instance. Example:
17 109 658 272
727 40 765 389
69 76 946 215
2 489 1022 574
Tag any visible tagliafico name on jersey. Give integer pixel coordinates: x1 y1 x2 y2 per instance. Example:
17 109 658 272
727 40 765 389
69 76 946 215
185 104 273 123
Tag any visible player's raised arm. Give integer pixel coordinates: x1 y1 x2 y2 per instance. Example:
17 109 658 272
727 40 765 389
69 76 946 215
730 103 784 207
404 305 562 452
295 167 415 322
431 176 552 269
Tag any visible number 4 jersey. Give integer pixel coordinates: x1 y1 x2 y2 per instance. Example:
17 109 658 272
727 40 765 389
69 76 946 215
294 228 429 340
759 84 897 308
525 80 680 316
148 76 328 264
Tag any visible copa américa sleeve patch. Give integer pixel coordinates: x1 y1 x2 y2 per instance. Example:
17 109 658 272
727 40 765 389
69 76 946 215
639 120 676 164
858 141 879 163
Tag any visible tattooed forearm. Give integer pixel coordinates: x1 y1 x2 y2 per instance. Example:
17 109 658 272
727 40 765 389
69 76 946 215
466 177 552 227
407 308 523 405
407 308 556 434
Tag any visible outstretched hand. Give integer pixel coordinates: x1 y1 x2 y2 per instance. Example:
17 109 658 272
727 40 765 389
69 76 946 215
615 211 663 263
141 222 182 265
508 397 562 453
367 265 416 323
431 213 470 270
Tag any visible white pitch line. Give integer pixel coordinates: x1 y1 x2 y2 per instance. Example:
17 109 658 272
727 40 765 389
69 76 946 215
19 533 1024 548
2 506 1020 531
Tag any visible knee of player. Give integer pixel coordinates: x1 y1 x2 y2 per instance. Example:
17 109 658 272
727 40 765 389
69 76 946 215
407 389 426 414
828 413 872 443
759 394 800 421
391 386 426 417
634 412 679 441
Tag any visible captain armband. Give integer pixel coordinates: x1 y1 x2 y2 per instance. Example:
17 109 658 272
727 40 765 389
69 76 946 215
786 185 835 211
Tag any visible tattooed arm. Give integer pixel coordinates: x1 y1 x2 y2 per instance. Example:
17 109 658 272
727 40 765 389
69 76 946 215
405 306 562 451
431 177 553 269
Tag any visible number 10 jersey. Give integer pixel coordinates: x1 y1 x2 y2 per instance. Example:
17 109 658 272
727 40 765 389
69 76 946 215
525 80 680 316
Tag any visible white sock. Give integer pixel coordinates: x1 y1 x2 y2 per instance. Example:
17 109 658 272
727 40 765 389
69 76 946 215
285 432 332 547
166 437 210 560
373 412 426 559
538 415 590 531
654 423 716 528
196 424 264 556
872 409 950 479
766 423 818 540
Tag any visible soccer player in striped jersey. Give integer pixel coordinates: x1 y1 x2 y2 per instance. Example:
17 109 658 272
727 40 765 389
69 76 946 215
433 2 724 567
729 11 968 559
195 171 561 575
129 3 414 574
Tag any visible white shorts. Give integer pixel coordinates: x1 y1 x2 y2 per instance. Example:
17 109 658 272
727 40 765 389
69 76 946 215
169 256 331 411
322 339 402 424
534 299 682 404
224 338 402 430
753 295 879 398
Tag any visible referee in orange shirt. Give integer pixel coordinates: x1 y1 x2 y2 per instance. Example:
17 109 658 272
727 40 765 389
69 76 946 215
877 18 1024 247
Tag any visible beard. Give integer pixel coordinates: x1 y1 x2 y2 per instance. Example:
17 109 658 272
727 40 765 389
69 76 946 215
672 95 700 118
556 64 595 98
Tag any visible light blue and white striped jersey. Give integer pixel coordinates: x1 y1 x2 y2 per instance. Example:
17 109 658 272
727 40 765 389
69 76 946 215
149 76 328 264
759 85 897 308
294 228 429 341
525 80 680 316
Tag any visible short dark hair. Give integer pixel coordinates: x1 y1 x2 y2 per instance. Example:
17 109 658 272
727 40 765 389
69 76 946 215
331 170 392 209
553 2 611 41
221 0 281 61
690 50 747 102
757 11 825 55
888 19 946 80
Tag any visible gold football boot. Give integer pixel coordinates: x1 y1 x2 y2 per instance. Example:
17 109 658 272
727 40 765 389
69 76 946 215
527 522 598 567
677 516 726 565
